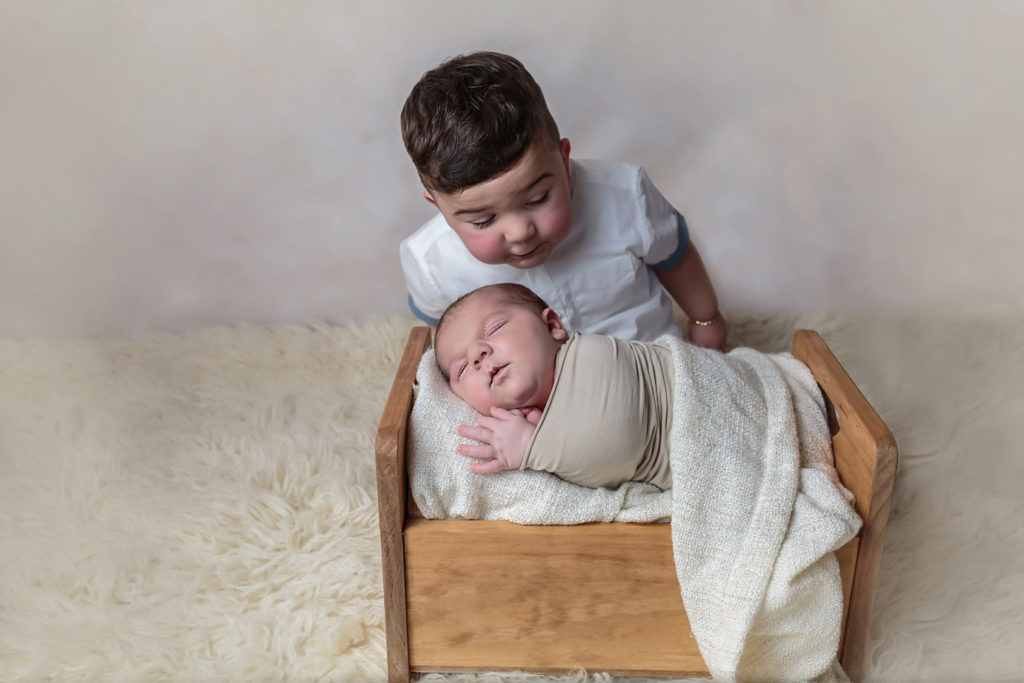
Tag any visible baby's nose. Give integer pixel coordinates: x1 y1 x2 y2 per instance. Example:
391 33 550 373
470 344 491 368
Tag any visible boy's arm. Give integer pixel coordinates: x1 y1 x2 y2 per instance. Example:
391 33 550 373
655 244 727 350
400 237 446 327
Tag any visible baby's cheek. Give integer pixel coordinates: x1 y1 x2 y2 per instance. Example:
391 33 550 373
454 379 489 415
504 377 532 405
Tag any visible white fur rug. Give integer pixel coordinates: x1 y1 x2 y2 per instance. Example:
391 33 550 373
1 309 1022 682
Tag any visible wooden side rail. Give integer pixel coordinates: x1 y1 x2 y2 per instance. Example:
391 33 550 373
792 330 898 680
374 325 431 683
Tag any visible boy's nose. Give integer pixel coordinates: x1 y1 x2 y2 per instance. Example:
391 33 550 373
504 217 535 243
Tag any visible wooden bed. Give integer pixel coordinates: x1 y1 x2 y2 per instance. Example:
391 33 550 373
375 326 897 682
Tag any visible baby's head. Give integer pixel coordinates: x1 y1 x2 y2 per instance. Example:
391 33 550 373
433 283 568 416
401 51 574 270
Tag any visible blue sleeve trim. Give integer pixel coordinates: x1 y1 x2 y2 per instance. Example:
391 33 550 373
408 294 440 326
653 209 691 271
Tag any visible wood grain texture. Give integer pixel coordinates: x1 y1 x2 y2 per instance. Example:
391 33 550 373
405 519 704 676
374 325 431 683
792 330 898 680
404 519 859 678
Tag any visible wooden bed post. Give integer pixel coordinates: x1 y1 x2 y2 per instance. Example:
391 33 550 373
375 326 431 683
792 330 898 681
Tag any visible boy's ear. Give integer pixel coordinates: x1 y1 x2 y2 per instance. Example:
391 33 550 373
559 138 572 184
542 307 568 342
422 190 438 207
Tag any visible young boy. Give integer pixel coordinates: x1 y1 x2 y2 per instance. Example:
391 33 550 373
433 282 674 490
400 51 727 349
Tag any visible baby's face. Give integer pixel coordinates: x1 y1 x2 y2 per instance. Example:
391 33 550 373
435 290 568 415
425 138 573 269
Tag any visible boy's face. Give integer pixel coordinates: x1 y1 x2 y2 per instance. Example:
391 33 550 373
434 289 568 415
425 138 573 269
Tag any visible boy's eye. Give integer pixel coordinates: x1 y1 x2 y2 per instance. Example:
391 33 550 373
525 191 549 207
470 216 496 229
456 361 467 379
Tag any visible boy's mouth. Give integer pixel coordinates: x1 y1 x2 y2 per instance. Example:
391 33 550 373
508 244 541 261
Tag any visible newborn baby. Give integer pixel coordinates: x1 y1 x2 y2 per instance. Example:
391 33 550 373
432 282 675 489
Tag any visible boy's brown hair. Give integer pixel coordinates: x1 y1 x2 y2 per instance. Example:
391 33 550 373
401 51 561 194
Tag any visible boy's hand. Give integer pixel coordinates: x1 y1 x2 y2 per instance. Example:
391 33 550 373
455 407 539 474
688 316 727 351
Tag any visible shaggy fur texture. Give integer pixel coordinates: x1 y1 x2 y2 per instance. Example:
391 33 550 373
1 309 1021 682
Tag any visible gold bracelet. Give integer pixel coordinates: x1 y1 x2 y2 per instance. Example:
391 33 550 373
689 313 721 327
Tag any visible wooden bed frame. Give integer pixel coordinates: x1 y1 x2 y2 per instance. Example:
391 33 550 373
375 326 897 682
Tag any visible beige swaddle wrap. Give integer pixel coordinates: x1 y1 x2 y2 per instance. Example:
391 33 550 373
522 332 674 490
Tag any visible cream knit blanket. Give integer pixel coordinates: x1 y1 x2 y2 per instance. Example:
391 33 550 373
663 336 861 681
409 336 861 680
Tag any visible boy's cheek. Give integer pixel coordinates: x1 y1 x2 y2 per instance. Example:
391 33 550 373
445 221 501 264
542 202 573 243
462 234 506 265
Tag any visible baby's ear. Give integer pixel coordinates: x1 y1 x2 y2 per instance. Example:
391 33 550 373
422 190 438 207
542 308 568 341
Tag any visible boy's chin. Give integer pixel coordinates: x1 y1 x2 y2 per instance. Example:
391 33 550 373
503 251 549 269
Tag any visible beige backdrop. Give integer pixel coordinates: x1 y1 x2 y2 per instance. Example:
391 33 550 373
1 1 1021 338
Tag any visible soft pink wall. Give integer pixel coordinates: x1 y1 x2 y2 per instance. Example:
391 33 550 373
1 1 1021 338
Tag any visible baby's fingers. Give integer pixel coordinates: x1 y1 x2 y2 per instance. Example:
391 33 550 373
457 443 495 460
470 459 507 475
457 424 493 443
473 415 500 431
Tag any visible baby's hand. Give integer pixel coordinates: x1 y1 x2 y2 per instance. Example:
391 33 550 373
456 407 537 474
506 407 543 426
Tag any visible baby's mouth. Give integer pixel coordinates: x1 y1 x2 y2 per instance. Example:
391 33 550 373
489 364 508 386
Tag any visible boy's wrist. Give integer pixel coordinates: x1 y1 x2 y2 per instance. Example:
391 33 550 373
689 311 723 327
